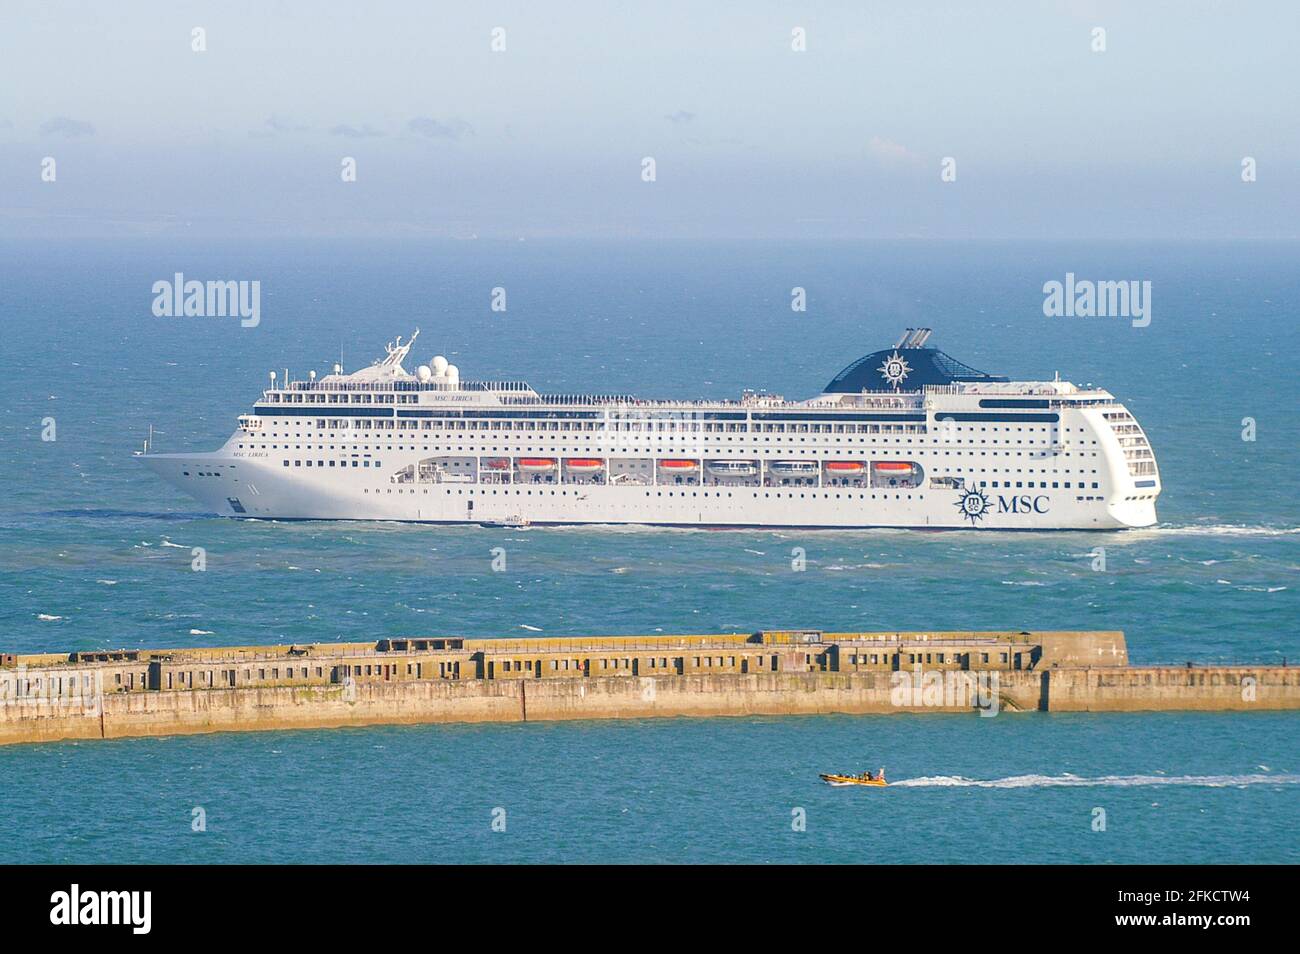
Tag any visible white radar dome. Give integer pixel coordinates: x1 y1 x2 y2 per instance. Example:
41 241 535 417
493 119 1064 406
445 364 460 383
431 355 449 375
417 365 432 382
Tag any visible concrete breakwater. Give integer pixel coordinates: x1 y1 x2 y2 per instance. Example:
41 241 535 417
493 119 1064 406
1 630 1296 746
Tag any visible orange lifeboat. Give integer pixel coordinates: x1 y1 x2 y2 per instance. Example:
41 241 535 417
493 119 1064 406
482 458 511 471
517 458 557 472
825 461 866 475
873 461 914 473
658 459 699 471
564 458 604 472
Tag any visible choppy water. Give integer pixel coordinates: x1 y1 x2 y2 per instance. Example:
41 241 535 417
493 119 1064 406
0 239 1296 862
2 714 1297 864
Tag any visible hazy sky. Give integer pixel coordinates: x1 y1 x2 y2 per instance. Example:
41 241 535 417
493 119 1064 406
2 1 1297 238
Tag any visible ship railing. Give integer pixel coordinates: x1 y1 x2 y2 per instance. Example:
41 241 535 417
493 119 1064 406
275 379 535 394
503 396 754 409
834 393 925 408
500 394 639 407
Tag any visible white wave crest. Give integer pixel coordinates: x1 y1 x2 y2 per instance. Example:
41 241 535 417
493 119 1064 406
890 773 1300 789
1137 525 1300 538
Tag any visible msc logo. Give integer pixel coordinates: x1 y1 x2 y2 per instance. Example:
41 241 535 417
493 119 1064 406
954 488 991 525
877 350 912 389
997 494 1050 515
955 488 1050 524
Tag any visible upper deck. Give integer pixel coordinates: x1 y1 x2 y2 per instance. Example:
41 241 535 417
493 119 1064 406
254 376 1118 415
252 326 1119 417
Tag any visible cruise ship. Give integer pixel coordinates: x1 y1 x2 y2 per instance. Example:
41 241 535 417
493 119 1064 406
140 328 1160 530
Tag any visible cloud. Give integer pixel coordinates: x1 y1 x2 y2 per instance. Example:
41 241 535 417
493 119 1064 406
866 136 910 162
265 115 310 133
408 117 473 140
330 123 385 138
40 116 95 137
664 110 696 125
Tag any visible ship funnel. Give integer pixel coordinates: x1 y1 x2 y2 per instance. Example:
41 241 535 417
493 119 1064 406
891 328 933 349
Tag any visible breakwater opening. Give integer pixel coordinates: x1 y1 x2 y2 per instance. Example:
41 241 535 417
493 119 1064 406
1 630 1295 746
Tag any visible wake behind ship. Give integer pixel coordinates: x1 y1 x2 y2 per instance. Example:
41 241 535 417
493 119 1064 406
139 328 1160 529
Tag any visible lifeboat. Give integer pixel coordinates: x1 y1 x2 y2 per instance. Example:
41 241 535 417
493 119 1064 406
517 458 557 472
825 461 865 475
564 458 604 473
706 460 758 477
872 461 915 473
481 458 511 471
820 772 888 787
658 459 699 471
768 460 819 476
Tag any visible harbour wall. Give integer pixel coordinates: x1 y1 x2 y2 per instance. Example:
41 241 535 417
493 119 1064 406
1 631 1296 746
1044 666 1300 712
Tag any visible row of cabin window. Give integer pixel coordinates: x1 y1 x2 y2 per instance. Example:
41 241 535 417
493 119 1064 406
265 393 418 404
283 459 381 468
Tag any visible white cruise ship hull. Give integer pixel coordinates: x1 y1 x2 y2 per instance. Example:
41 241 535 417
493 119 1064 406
141 453 1157 530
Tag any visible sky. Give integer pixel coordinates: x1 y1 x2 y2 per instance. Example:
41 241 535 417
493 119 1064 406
1 0 1297 239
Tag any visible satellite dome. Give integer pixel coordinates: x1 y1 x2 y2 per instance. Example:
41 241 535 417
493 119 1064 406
431 355 449 375
417 365 432 382
445 364 460 383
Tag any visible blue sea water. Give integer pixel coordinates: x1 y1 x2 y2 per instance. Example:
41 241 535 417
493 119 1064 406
0 238 1297 863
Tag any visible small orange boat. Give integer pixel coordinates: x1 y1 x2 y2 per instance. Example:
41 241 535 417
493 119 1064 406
820 769 887 787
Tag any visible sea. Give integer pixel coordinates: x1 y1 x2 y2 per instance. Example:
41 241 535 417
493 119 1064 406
0 238 1296 863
